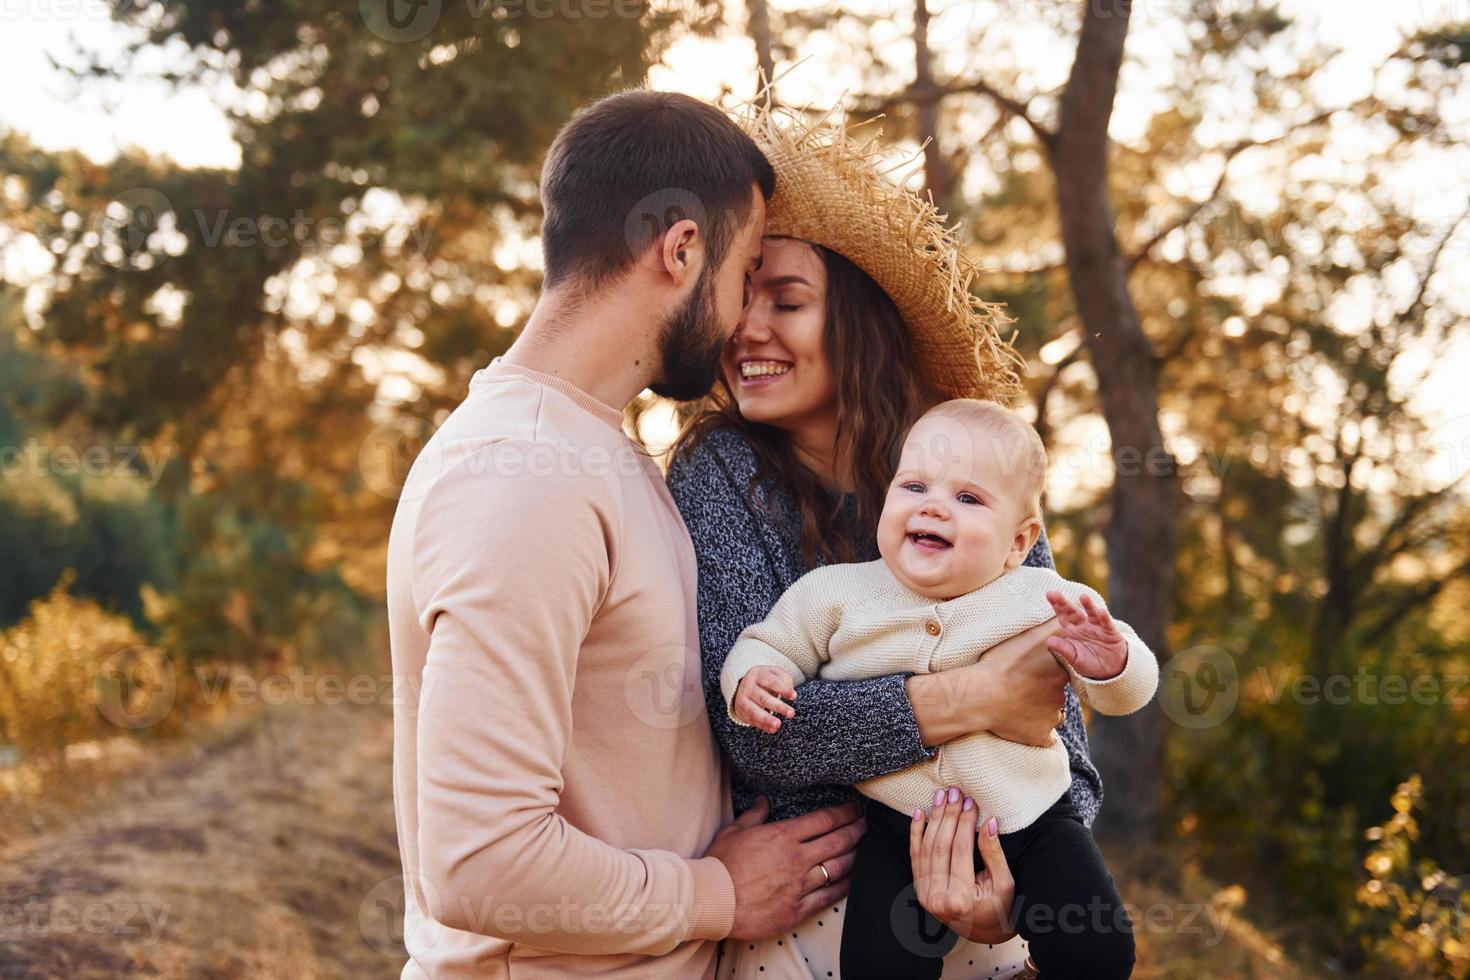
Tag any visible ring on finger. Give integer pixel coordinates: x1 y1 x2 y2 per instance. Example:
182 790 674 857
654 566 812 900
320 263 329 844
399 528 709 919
818 862 830 885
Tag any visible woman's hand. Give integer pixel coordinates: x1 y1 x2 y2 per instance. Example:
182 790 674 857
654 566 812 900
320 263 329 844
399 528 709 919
909 787 1017 946
908 618 1068 748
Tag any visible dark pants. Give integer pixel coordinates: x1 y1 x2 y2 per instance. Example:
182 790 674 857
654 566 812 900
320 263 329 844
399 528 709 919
838 792 1135 979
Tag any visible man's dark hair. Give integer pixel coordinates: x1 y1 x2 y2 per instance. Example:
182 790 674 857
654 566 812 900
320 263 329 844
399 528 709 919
540 90 775 291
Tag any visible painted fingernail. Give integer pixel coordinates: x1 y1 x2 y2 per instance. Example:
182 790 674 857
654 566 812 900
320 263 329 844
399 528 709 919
963 797 974 811
947 787 960 804
914 808 924 822
988 817 998 837
933 788 946 806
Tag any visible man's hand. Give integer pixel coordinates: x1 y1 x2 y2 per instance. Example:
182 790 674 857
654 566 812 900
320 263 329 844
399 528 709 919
910 618 1069 748
732 666 797 733
704 797 866 940
1044 592 1128 681
981 617 1069 746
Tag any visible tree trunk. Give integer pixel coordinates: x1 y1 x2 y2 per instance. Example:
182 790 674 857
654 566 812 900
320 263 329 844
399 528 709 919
1049 0 1178 845
748 0 775 93
912 0 951 212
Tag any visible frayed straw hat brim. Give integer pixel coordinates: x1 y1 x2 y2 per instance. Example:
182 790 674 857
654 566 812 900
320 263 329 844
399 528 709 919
739 98 1025 404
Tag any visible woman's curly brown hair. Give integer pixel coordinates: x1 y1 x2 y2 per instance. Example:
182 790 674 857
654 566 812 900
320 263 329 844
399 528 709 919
671 242 939 568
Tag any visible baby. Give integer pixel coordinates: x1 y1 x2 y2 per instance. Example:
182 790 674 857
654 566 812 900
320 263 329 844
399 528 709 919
721 399 1157 980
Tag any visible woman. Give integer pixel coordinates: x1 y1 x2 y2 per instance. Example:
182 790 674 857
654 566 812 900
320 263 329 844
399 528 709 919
666 109 1105 979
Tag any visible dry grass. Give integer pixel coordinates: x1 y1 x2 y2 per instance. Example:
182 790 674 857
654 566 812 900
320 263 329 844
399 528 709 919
0 700 1319 978
0 701 402 979
1107 845 1321 979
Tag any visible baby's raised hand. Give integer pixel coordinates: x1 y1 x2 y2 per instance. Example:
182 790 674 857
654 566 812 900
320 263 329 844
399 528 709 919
732 666 798 734
1044 591 1128 680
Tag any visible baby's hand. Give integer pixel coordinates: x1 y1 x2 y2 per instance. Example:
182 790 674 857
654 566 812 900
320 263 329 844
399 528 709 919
732 666 798 734
1044 591 1128 681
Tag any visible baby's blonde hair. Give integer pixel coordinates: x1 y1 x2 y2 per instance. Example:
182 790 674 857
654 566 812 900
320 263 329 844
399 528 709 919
916 399 1047 521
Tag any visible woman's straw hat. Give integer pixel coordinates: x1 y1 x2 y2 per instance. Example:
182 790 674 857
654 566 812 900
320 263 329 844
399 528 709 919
739 98 1025 403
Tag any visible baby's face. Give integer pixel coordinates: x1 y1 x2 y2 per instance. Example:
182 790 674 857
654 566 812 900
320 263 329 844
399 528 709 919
877 414 1040 600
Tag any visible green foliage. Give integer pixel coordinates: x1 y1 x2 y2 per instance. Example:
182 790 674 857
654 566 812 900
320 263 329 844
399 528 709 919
0 470 81 625
0 2 1463 974
64 469 177 625
0 290 83 447
941 2 1469 968
15 0 696 438
0 458 175 630
0 300 175 626
0 0 682 734
149 486 375 669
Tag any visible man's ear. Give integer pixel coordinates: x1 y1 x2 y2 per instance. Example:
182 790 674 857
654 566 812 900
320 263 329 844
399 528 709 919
658 218 701 287
1007 517 1042 569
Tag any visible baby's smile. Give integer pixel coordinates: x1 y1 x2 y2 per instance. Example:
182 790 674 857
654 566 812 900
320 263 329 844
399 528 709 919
905 528 953 553
876 403 1047 601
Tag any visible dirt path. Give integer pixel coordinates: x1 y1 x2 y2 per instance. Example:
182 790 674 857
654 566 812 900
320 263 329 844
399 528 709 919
0 698 1314 979
0 702 404 979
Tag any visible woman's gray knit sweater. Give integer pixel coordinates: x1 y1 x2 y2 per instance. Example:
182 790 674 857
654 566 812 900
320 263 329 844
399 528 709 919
667 424 1102 827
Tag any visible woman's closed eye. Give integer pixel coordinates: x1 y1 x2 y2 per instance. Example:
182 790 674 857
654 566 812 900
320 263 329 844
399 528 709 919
775 302 802 312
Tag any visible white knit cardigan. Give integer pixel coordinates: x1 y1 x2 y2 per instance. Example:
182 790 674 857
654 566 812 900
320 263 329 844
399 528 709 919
720 560 1159 833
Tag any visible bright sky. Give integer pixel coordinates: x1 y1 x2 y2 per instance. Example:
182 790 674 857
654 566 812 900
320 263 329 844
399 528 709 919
1 0 1466 488
0 2 1456 171
0 5 238 168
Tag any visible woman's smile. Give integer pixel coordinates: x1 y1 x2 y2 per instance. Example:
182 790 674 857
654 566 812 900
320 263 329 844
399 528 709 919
737 358 794 385
720 238 837 430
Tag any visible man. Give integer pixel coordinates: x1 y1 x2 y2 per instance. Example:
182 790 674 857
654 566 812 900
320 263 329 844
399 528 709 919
386 89 866 978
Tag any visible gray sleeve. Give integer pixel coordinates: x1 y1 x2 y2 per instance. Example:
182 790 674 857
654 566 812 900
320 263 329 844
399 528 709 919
1023 527 1104 828
667 444 937 790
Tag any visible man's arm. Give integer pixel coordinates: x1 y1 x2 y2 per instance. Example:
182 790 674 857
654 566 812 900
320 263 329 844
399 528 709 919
412 446 733 955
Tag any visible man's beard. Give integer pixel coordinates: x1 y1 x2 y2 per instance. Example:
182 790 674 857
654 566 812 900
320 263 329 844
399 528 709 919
649 263 727 402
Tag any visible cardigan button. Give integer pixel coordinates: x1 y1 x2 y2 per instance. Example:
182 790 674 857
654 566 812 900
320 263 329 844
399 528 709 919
925 620 941 636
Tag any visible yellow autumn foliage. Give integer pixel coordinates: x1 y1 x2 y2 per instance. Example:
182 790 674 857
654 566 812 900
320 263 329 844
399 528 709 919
0 571 179 757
